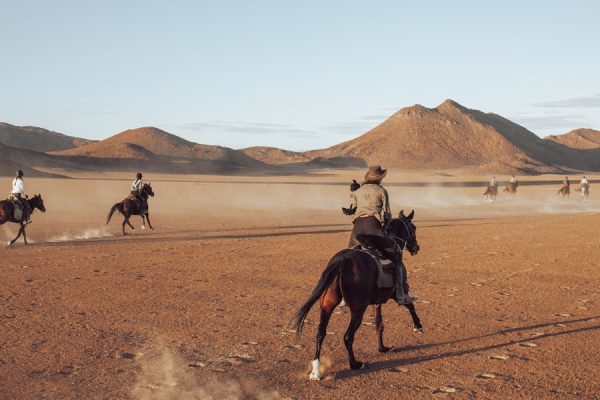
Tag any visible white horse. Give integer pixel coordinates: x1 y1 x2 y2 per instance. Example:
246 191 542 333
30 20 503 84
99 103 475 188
575 185 589 201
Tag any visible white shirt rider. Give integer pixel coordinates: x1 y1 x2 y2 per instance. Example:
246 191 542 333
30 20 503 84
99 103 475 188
581 177 589 186
490 177 497 186
12 177 25 195
131 179 143 193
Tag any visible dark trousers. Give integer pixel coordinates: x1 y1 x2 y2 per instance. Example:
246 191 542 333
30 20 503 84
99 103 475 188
349 216 409 293
131 191 147 211
12 193 30 219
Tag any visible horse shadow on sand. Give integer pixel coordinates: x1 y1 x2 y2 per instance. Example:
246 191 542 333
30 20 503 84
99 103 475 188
334 315 600 379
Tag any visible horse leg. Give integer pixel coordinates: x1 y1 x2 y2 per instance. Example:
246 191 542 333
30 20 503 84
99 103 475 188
310 284 341 380
145 212 154 230
122 216 134 236
344 308 367 370
310 308 334 380
9 224 24 247
373 305 390 353
404 302 424 333
22 225 28 245
140 215 146 230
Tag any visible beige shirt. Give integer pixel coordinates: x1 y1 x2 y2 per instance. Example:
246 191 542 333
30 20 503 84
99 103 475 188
349 183 391 223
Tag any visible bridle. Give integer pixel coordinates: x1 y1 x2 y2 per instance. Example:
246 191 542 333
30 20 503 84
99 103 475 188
140 185 152 198
388 218 415 254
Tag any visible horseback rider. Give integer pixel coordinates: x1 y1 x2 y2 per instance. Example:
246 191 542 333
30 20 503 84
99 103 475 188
564 176 570 188
490 176 498 188
130 172 147 213
10 170 31 224
580 175 589 188
510 174 518 188
345 165 415 305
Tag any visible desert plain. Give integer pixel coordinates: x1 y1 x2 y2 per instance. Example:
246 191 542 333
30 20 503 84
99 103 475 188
1 170 599 399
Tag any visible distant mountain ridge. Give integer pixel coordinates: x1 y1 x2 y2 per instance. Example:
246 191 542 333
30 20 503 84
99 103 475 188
544 128 600 149
0 122 93 153
1 100 599 176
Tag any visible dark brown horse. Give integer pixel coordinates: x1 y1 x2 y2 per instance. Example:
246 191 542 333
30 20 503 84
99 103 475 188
0 194 46 247
483 185 498 202
557 184 570 199
503 183 518 199
293 210 421 380
106 183 155 235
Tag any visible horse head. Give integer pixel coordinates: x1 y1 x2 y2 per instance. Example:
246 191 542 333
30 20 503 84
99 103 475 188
387 209 419 256
30 194 46 213
142 183 155 197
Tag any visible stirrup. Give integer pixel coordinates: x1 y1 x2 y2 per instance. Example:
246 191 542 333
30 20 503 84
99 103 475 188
395 293 416 305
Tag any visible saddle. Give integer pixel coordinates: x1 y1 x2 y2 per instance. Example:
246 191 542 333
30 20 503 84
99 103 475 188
352 246 396 289
7 195 24 220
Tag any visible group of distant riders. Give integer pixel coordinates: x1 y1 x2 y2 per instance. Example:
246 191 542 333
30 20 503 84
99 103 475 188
6 170 149 225
3 166 594 308
486 174 590 200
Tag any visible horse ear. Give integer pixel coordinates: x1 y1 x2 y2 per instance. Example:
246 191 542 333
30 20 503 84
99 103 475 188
407 210 415 220
399 210 405 218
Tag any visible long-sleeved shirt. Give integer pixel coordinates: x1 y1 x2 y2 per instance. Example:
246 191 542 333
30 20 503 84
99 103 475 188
12 178 24 194
581 178 589 186
349 183 391 224
490 178 497 186
131 179 143 192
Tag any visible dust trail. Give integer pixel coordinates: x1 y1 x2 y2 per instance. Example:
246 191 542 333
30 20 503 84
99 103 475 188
47 228 113 242
132 341 290 400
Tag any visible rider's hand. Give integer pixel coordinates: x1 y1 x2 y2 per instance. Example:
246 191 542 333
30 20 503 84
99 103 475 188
342 206 357 215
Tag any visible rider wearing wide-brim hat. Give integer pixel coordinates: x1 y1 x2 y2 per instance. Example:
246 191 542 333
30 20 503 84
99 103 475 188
11 170 32 224
346 165 414 305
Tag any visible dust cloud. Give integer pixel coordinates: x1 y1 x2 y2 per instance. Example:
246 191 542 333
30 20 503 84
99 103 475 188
132 341 291 400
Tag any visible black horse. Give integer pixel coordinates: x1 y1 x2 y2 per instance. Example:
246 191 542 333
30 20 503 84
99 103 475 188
0 194 46 246
106 183 155 235
293 210 422 380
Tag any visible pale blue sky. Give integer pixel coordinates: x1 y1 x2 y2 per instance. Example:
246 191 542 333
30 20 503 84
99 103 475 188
1 1 599 150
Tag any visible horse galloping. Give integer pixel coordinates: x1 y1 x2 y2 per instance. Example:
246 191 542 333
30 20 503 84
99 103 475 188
575 185 589 202
106 183 155 235
0 194 46 246
483 185 498 202
503 183 518 199
557 185 570 199
293 210 422 380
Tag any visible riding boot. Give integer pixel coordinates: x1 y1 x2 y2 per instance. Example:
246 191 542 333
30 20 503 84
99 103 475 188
388 254 415 305
22 201 32 224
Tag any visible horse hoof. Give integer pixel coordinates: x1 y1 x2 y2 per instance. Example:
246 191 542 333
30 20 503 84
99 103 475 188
141 225 145 230
379 346 391 353
351 362 366 370
309 372 321 381
414 326 424 334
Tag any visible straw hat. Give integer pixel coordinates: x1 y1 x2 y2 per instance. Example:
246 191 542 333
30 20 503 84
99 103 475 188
364 165 387 182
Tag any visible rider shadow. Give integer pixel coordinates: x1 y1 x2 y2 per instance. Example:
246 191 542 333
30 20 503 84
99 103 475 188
334 315 600 380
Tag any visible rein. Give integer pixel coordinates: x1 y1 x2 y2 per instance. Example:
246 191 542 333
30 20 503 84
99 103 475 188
388 219 414 254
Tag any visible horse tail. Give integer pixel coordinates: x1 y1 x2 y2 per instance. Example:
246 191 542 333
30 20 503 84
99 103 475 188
106 202 121 225
292 255 348 336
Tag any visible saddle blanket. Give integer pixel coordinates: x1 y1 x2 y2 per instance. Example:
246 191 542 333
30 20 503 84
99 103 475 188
13 207 23 221
354 248 395 288
6 196 23 220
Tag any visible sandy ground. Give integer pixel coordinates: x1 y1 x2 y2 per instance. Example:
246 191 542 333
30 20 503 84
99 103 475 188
1 173 599 399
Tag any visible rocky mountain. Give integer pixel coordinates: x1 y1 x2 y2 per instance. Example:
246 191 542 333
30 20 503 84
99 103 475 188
0 122 93 153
